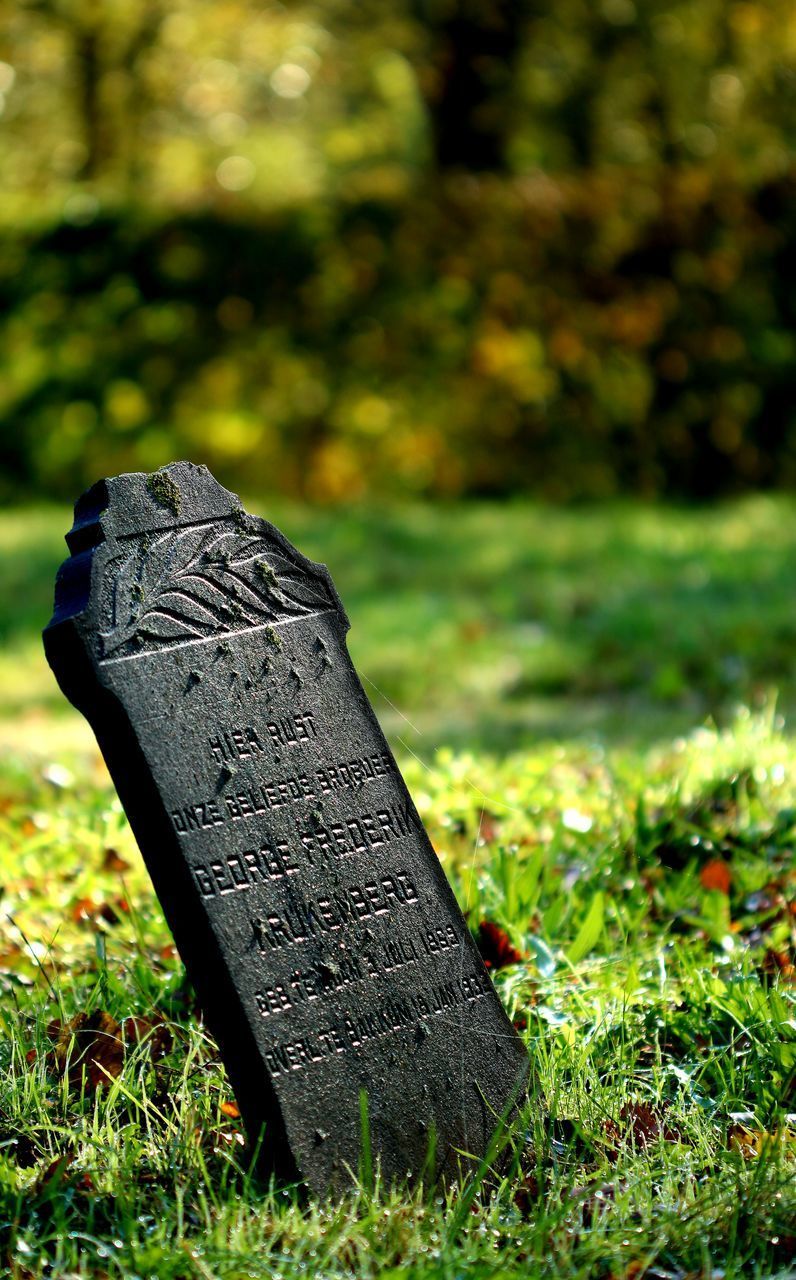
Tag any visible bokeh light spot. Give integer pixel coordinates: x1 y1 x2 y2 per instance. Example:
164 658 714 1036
216 156 255 191
270 63 311 99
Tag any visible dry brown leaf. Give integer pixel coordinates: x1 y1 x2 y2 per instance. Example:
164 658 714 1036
459 619 486 643
102 847 130 873
763 949 796 984
728 1124 765 1158
69 897 124 926
476 920 526 970
0 945 26 972
513 1170 540 1218
604 1101 679 1154
216 1130 246 1148
34 1152 74 1191
608 1263 648 1280
728 1124 794 1158
46 1011 124 1090
123 1014 173 1060
700 859 731 894
478 812 501 844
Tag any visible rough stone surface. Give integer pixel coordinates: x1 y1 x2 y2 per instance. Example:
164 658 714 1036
44 462 529 1194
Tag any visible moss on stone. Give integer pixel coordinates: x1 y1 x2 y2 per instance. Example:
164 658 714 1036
256 559 278 588
145 469 181 516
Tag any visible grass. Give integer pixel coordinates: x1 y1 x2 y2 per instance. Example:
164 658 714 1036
5 494 796 751
0 496 794 1278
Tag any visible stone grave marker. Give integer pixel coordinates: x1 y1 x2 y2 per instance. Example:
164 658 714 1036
44 462 528 1194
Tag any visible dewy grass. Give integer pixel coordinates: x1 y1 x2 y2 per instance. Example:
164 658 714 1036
0 501 794 1276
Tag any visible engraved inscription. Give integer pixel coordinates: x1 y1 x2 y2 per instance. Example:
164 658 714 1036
251 870 419 951
185 801 416 889
299 801 418 865
192 841 300 896
255 950 377 1018
223 773 315 818
254 924 462 1019
209 724 267 763
171 751 395 834
263 969 494 1076
263 713 318 749
209 713 317 764
172 800 226 834
314 752 393 795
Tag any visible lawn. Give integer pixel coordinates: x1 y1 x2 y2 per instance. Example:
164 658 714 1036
0 496 794 1278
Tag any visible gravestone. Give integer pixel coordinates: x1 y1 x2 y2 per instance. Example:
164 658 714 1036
44 462 528 1194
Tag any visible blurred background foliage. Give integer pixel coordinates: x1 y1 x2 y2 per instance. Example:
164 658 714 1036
1 0 795 502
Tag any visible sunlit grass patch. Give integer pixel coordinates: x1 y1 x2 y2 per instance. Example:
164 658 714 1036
0 703 793 1277
3 495 796 752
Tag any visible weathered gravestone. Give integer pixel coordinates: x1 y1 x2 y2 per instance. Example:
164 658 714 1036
44 462 528 1194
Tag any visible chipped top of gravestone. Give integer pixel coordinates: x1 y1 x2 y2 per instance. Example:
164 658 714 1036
66 462 235 549
50 462 348 671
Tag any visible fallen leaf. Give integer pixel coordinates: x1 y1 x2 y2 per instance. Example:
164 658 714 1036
123 1014 173 1060
0 944 26 972
69 898 124 926
220 1100 240 1119
35 1152 74 1190
46 1011 124 1090
700 859 731 894
570 1179 619 1229
460 619 486 643
34 1152 94 1198
763 949 796 984
102 847 130 873
728 1124 767 1158
513 1170 540 1217
623 1102 670 1144
476 920 525 970
604 1101 679 1153
611 1263 647 1280
216 1130 246 1148
478 812 501 844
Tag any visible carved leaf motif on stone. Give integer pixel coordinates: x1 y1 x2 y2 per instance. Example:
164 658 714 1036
100 523 333 657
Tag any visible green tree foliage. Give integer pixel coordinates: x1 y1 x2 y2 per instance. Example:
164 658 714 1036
0 0 795 499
